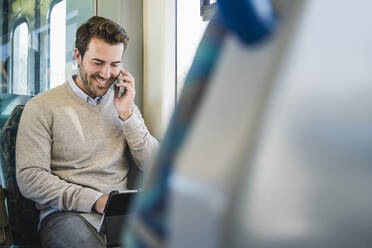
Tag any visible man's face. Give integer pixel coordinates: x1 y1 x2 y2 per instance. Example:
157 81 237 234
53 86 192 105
74 37 124 98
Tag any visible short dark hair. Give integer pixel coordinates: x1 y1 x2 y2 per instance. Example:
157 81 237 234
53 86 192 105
75 16 130 58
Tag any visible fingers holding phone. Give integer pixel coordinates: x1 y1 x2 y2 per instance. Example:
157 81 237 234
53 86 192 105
114 69 135 99
114 69 135 121
114 74 126 98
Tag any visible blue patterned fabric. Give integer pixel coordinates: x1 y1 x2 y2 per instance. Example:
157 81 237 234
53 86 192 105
124 1 277 247
0 105 41 247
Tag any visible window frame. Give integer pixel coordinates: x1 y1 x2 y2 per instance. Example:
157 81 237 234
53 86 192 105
47 0 66 90
11 18 29 95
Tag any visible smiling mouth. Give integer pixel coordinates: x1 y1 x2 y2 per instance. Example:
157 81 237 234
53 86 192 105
93 76 109 88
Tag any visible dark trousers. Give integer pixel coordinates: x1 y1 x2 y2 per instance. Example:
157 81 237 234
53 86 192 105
39 211 106 248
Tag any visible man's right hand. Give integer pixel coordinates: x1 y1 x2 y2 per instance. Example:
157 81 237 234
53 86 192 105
93 194 109 214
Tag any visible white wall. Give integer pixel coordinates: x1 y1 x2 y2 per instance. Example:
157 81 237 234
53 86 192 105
143 0 175 139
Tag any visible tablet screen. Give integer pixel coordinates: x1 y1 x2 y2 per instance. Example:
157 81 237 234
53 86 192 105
105 191 139 216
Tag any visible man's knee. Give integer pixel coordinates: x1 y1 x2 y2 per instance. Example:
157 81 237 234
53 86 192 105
40 212 105 248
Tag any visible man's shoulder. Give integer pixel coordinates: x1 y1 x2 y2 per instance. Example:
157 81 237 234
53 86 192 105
23 83 70 115
28 83 68 106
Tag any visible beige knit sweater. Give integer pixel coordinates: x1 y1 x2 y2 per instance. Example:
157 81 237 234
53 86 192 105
16 81 158 217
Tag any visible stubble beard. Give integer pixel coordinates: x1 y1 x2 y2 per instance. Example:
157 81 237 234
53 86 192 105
79 67 116 98
79 69 103 98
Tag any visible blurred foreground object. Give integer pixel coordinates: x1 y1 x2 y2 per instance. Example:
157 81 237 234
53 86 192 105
127 0 372 247
124 0 277 246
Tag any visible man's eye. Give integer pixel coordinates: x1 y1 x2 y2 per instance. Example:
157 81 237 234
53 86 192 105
94 62 103 65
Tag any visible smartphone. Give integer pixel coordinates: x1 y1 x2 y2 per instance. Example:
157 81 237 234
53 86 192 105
114 74 126 98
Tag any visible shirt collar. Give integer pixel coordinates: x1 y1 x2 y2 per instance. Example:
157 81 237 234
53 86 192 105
68 75 104 106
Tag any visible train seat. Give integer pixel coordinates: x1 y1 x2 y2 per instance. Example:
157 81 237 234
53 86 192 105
0 105 41 247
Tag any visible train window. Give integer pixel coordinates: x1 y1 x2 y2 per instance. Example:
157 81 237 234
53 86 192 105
49 0 66 89
176 0 210 99
12 22 28 95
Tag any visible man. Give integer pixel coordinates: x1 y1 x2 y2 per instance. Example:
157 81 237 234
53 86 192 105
16 16 158 247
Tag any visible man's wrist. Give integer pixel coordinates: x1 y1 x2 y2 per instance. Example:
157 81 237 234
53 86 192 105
119 110 133 121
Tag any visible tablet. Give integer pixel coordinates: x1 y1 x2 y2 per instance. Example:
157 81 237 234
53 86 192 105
98 190 139 234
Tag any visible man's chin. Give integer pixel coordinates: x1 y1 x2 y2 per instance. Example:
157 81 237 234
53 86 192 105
94 87 109 97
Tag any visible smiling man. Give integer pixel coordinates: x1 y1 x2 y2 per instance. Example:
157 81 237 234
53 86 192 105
16 16 158 248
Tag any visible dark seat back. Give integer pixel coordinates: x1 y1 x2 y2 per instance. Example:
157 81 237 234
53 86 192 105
0 105 41 247
125 147 144 190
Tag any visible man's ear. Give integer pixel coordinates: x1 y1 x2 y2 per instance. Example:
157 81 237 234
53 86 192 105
73 48 82 67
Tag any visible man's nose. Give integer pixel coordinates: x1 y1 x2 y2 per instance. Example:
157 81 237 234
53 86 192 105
100 64 111 79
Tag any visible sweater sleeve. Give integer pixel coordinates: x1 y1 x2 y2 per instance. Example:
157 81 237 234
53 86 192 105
121 104 159 170
16 100 101 212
